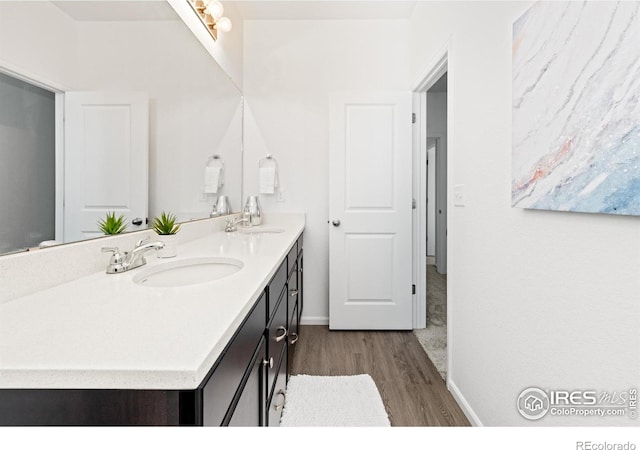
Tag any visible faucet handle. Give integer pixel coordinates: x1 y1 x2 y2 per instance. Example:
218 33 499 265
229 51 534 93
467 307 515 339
102 247 123 264
135 237 150 248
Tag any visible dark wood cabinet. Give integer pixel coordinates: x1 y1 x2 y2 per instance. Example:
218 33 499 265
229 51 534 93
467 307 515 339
266 345 287 427
225 337 266 427
0 233 304 427
202 292 266 426
266 293 288 398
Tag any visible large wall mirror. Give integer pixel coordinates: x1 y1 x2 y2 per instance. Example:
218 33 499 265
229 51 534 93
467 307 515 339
0 0 242 256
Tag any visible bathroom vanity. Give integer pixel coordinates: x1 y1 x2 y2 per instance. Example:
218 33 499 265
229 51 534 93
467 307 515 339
0 214 304 426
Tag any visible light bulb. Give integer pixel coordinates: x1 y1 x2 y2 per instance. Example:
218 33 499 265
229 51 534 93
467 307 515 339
205 0 224 20
215 16 232 33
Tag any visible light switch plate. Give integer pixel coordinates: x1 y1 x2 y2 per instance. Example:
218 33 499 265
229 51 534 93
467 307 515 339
277 188 286 203
454 184 465 207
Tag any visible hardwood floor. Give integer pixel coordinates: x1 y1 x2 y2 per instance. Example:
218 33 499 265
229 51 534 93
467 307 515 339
289 325 470 427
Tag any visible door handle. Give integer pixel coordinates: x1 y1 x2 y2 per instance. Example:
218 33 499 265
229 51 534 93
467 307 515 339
131 217 143 226
332 220 341 227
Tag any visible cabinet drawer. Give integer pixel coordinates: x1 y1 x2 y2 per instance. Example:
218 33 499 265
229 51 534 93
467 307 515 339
267 260 287 318
287 303 299 382
287 261 298 321
202 292 266 426
266 293 287 397
267 346 287 427
287 241 298 276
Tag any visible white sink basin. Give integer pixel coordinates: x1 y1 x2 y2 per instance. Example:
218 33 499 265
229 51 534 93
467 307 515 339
238 227 285 234
132 257 244 287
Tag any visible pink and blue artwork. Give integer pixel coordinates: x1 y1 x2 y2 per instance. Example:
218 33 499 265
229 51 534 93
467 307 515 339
512 1 640 216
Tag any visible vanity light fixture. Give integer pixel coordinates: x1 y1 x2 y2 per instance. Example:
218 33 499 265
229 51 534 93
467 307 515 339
188 0 232 41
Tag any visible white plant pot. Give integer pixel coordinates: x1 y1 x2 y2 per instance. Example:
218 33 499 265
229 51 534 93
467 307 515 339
156 234 177 258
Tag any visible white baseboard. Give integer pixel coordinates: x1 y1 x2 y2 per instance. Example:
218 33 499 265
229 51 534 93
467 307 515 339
447 379 483 426
300 316 329 326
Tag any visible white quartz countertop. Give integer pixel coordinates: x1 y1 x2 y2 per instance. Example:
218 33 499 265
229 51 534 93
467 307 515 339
0 214 304 390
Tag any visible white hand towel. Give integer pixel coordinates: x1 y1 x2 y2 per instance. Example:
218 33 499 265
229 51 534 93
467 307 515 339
204 166 220 194
260 166 276 194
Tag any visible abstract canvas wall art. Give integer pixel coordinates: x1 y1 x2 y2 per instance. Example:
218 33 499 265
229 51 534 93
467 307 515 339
512 1 640 216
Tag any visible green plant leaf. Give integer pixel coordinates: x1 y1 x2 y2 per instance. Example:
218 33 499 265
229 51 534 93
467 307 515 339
97 211 128 235
152 211 181 235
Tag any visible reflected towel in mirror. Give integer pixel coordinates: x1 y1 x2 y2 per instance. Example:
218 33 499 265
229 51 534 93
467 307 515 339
204 166 221 194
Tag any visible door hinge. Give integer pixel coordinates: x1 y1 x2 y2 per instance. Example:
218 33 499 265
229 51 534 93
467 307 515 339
412 198 416 209
412 113 416 124
412 284 416 295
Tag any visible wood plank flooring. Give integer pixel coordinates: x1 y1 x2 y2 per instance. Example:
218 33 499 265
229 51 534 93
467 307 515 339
289 325 470 427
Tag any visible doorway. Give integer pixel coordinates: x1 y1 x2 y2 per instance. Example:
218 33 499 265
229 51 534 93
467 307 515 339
415 72 448 380
411 51 449 382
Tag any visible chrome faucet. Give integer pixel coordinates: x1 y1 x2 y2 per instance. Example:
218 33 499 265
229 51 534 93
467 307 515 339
225 217 249 232
102 238 165 274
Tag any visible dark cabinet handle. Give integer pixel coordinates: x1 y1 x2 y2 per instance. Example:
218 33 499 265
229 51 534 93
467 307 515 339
263 357 274 369
275 326 287 343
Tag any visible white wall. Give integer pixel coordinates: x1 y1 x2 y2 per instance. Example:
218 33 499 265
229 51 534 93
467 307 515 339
243 19 409 323
410 1 640 426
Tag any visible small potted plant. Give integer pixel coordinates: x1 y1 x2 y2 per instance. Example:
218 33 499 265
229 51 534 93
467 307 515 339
152 211 181 258
97 211 128 235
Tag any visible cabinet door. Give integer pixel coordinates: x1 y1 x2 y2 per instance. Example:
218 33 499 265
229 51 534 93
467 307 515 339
202 293 266 426
266 293 287 398
226 337 266 427
267 346 287 427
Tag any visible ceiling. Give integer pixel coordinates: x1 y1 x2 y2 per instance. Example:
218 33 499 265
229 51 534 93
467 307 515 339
53 1 178 21
234 1 417 20
52 0 417 22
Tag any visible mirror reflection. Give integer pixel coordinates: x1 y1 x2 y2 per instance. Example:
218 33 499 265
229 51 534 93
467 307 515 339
0 0 243 256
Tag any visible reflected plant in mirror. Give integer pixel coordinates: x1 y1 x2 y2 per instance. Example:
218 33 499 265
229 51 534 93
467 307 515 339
0 0 243 257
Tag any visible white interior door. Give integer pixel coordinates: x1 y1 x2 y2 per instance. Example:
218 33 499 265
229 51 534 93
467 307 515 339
64 92 148 242
329 92 413 330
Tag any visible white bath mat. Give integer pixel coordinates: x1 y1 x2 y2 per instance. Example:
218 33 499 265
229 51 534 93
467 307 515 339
280 374 390 427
